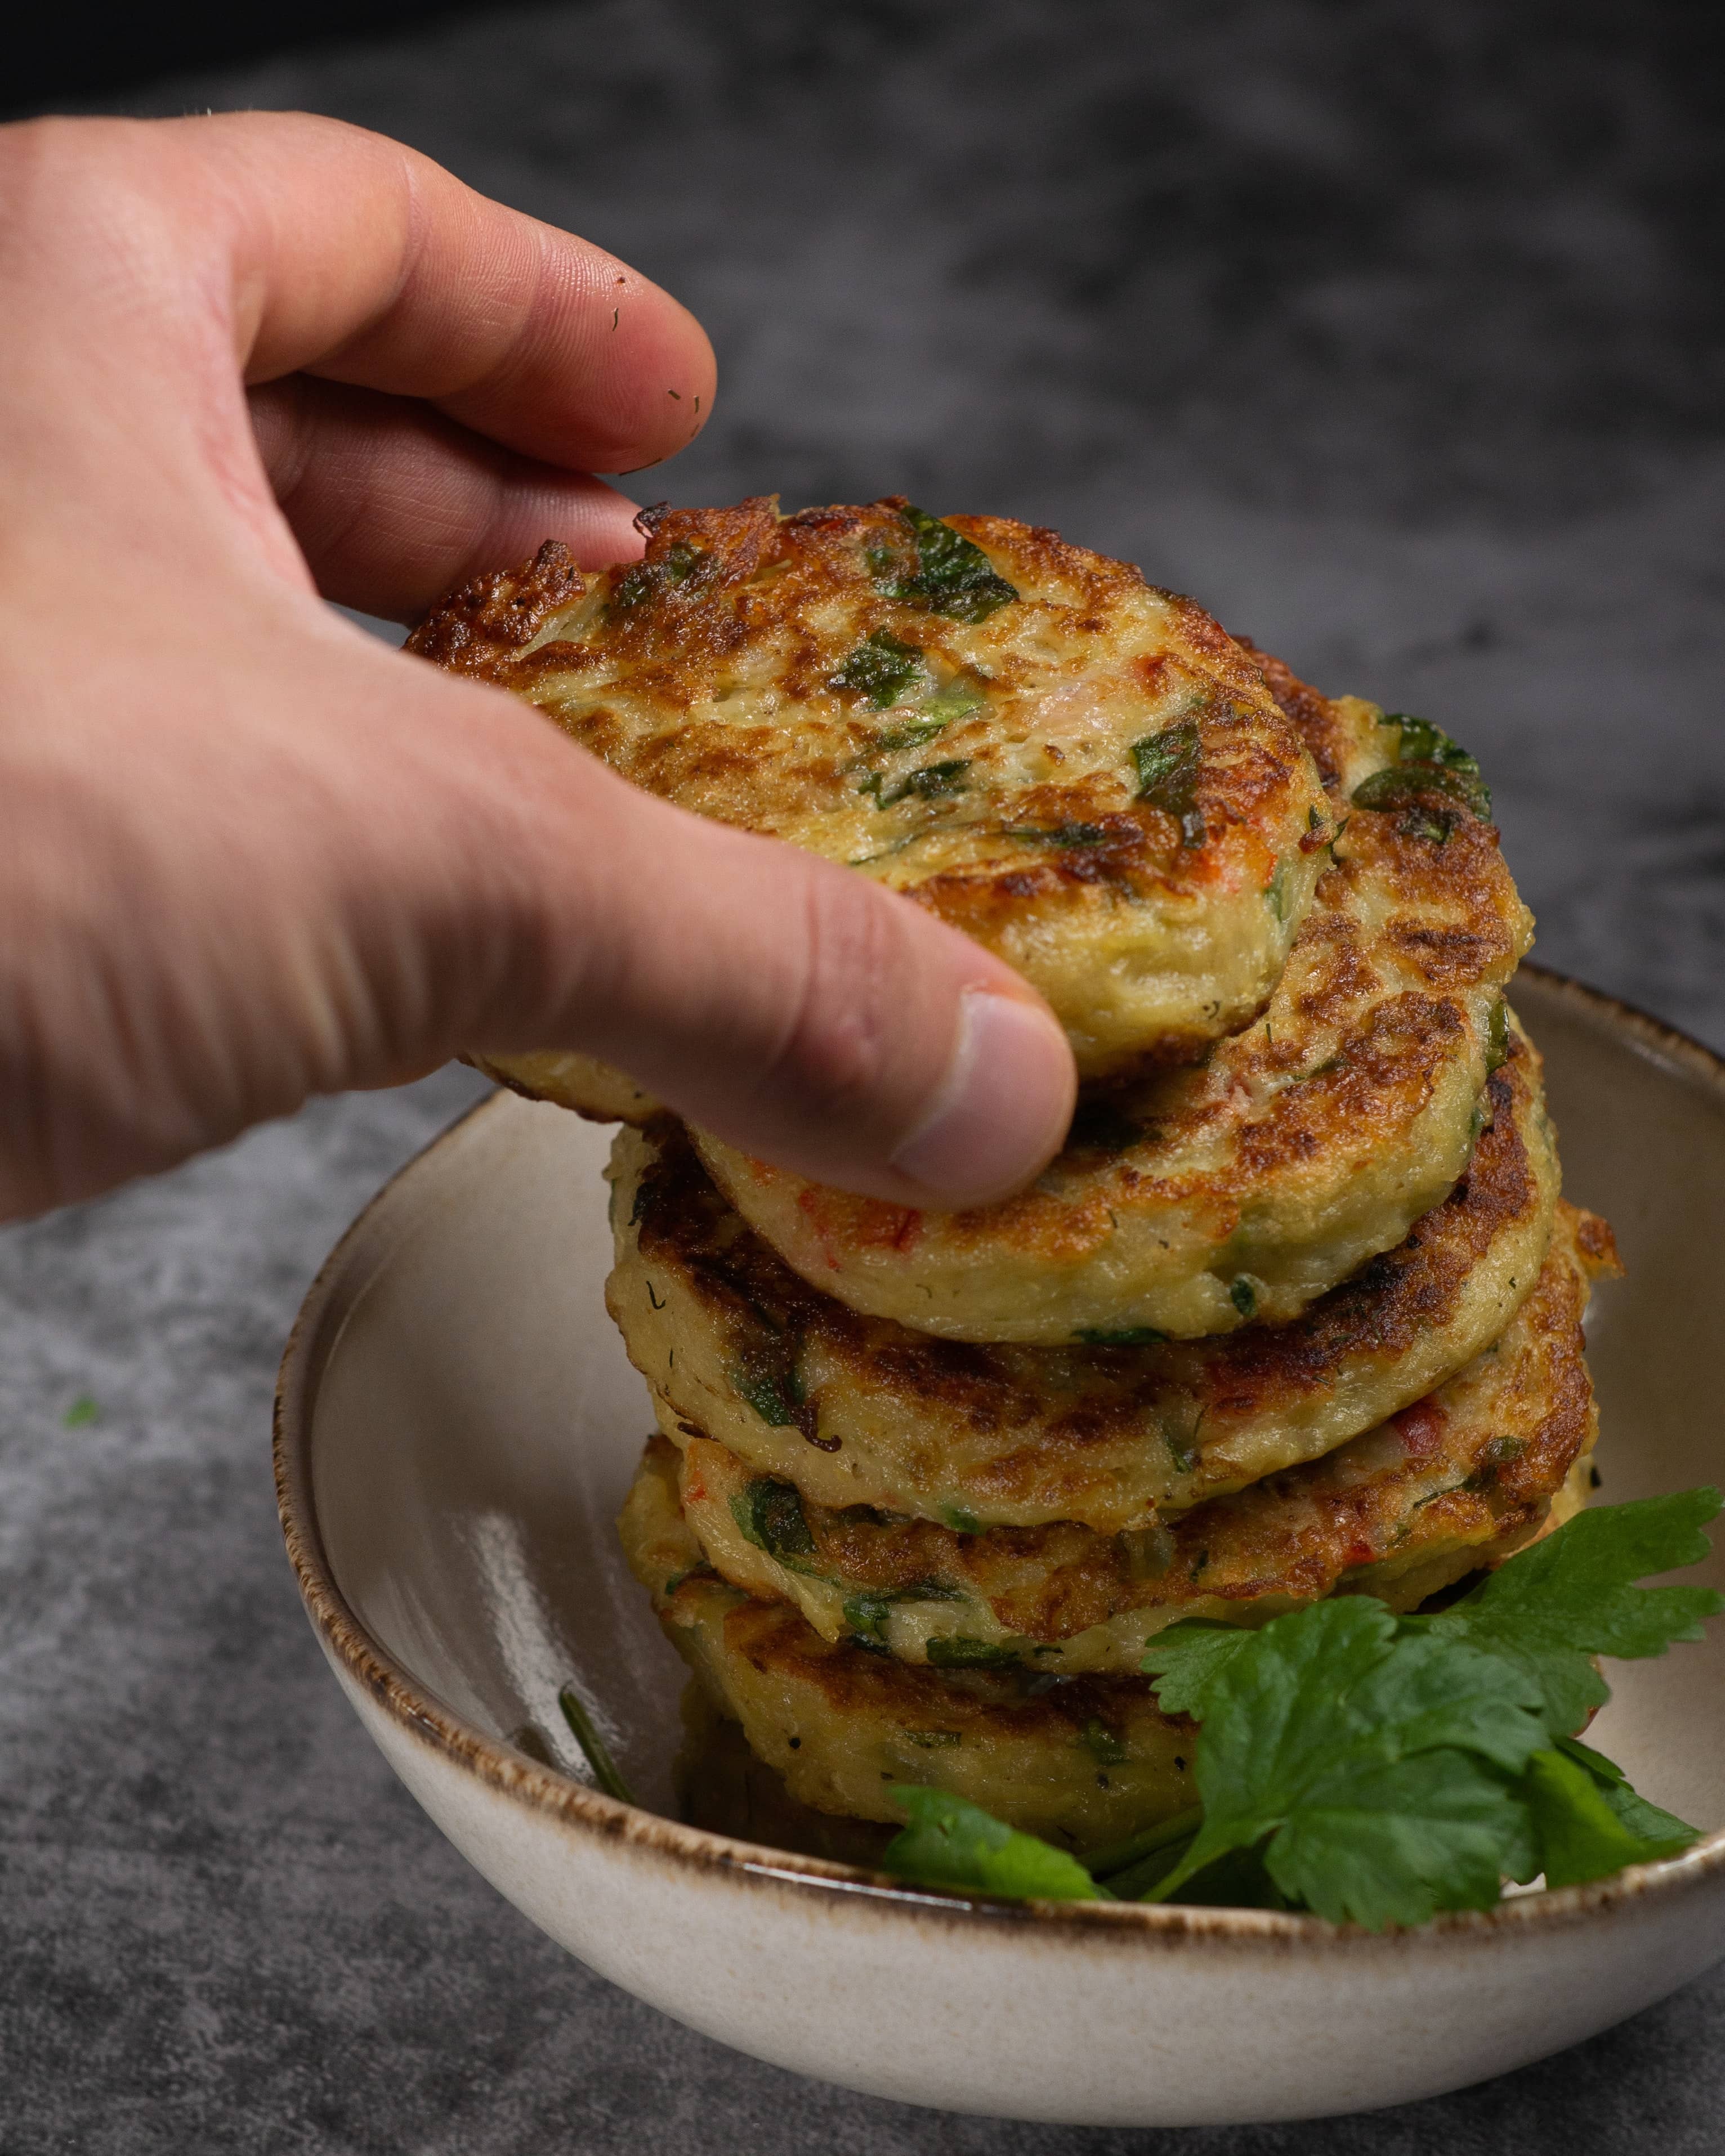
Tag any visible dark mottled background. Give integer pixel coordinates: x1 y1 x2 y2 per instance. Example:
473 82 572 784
6 3 1725 2148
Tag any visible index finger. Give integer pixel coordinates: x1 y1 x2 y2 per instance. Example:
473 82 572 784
186 110 714 475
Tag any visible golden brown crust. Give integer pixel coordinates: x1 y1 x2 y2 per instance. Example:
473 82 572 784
409 500 1335 1075
619 1432 1197 1845
696 692 1531 1341
406 538 584 674
673 1202 1601 1670
712 1590 1154 1743
1231 634 1357 791
1572 1206 1624 1278
609 1022 1557 1529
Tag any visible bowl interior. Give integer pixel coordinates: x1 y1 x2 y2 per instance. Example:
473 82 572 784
307 1088 686 1815
303 969 1725 1850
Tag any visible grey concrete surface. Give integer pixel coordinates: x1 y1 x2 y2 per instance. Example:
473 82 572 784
6 2 1725 2146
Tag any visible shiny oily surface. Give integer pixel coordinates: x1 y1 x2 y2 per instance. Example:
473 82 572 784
276 970 1725 2127
666 1201 1605 1674
607 1020 1557 1532
410 502 1331 1076
620 1435 1196 1850
696 694 1532 1341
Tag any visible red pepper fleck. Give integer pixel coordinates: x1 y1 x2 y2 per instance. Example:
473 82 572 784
1393 1398 1449 1462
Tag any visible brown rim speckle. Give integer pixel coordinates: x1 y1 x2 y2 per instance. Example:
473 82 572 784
273 967 1725 1949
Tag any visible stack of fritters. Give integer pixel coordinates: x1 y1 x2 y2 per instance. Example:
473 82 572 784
411 500 1620 1859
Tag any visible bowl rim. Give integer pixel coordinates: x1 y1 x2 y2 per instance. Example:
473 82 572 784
273 961 1725 1950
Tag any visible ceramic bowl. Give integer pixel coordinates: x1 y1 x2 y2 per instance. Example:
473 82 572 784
274 967 1725 2127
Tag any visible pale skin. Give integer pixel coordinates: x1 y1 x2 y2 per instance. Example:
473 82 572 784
0 111 1075 1226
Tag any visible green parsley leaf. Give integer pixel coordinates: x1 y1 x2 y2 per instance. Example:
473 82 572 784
1352 763 1491 825
1552 1725 1699 1828
843 1591 895 1645
557 1684 636 1804
925 1636 1021 1670
1080 1717 1130 1766
1339 1626 1548 1775
1550 1734 1700 1848
860 757 972 809
61 1395 100 1428
1153 1842 1294 1910
1517 1745 1697 1889
872 714 950 753
923 677 987 724
1399 804 1459 846
1485 995 1511 1072
868 1493 1722 1925
609 539 703 613
1354 713 1491 822
1139 1621 1260 1715
1142 1599 1547 1926
841 1580 962 1647
1082 1806 1204 1893
876 507 1020 623
882 1786 1106 1900
1387 712 1483 778
729 1478 817 1565
1262 1751 1536 1927
1003 821 1112 848
731 1365 804 1429
1129 719 1205 847
830 629 927 709
1411 1487 1725 1734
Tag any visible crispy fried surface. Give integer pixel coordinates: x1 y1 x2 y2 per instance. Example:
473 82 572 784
618 1435 1196 1848
668 1203 1607 1675
696 692 1532 1340
609 1021 1557 1530
411 503 1333 1075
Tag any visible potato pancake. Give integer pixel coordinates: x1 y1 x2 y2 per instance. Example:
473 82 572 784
609 1017 1557 1531
410 499 1333 1075
695 692 1531 1340
673 1690 900 1869
618 1434 1196 1850
663 1202 1614 1675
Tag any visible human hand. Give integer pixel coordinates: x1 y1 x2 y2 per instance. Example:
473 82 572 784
0 111 1075 1224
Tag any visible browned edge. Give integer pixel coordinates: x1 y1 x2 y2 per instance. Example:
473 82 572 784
272 972 1725 1949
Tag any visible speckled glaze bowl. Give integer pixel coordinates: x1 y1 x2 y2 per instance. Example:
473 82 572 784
274 967 1725 2127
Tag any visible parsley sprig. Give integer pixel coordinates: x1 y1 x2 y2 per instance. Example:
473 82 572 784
1129 720 1205 848
873 506 1020 623
830 629 927 709
1352 710 1492 825
886 1786 1106 1900
879 1491 1722 1927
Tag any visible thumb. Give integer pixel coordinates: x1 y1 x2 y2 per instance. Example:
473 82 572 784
0 603 1073 1220
464 713 1079 1210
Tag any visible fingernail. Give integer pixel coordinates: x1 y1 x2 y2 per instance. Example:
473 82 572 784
890 991 1076 1209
